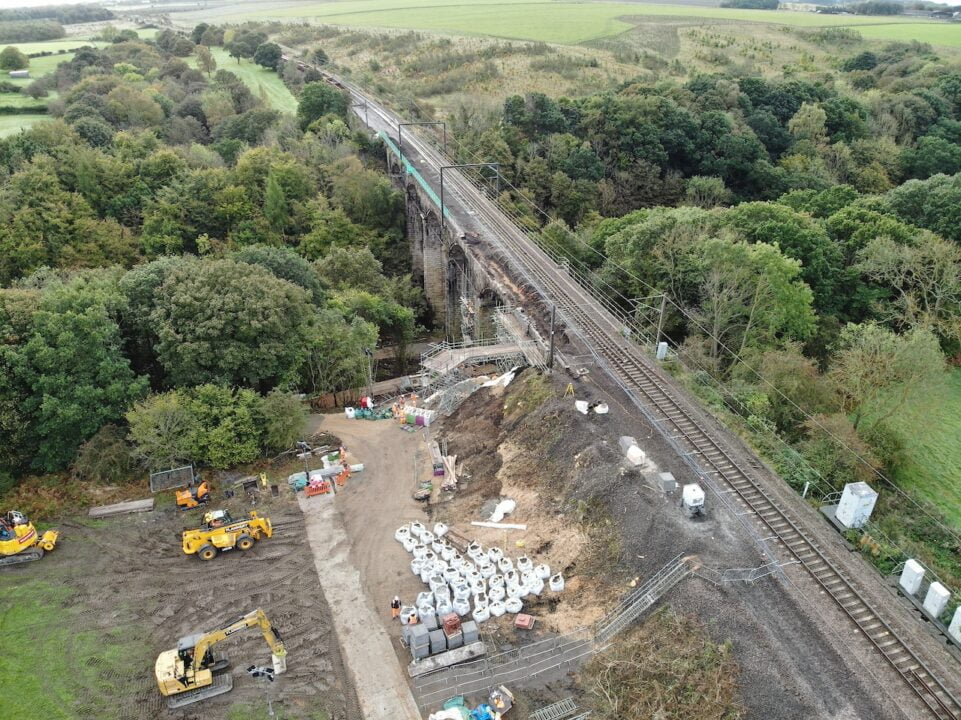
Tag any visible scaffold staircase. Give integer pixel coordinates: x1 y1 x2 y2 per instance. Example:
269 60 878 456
594 554 694 646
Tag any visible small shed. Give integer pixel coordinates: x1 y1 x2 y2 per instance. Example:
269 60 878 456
8 70 29 79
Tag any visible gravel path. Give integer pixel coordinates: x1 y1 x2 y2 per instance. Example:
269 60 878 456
299 492 421 720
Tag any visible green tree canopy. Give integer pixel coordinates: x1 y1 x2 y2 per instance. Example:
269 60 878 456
150 258 313 389
829 323 944 431
252 42 282 70
13 302 148 471
297 82 349 129
0 45 28 70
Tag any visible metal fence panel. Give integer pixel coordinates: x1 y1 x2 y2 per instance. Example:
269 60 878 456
149 465 194 493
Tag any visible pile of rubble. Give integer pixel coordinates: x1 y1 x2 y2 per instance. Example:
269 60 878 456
395 522 565 624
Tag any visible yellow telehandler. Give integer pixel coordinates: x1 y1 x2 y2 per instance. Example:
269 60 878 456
155 607 287 709
0 510 59 567
182 509 272 561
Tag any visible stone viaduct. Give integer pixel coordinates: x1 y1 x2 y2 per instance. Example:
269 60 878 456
385 145 520 342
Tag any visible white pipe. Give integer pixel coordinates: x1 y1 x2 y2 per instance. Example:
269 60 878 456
470 521 527 530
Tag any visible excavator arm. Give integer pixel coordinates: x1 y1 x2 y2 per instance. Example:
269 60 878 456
191 609 286 673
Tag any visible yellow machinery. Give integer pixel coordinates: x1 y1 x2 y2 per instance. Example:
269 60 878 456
182 510 272 561
155 608 287 709
0 510 58 567
176 479 210 510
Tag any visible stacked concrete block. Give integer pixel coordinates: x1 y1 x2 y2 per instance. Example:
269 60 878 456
429 629 447 655
462 620 479 645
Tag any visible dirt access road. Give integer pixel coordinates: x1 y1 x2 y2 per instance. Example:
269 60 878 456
299 413 436 718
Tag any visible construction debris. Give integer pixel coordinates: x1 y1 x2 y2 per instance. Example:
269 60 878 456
481 367 519 388
429 440 445 477
88 498 154 518
442 455 459 491
489 498 516 523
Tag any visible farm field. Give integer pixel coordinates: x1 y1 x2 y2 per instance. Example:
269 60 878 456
191 48 298 113
201 0 958 45
5 52 74 87
0 114 48 137
865 368 961 531
7 39 106 55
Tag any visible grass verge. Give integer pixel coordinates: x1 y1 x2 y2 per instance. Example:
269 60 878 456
195 49 298 114
0 578 149 720
0 114 47 137
862 368 961 531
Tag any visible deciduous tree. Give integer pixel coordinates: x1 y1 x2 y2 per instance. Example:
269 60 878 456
150 259 313 389
829 323 944 430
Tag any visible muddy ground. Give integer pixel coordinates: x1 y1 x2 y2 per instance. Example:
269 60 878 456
0 488 357 720
427 369 919 719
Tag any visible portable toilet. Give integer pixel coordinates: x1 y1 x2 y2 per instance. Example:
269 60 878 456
681 483 705 517
835 482 878 529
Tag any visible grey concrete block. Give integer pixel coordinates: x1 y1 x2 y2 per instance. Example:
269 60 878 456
412 642 430 660
461 620 478 645
429 629 447 655
446 630 463 650
422 612 438 631
409 623 430 647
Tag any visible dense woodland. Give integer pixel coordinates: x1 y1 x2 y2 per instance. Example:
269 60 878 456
0 29 424 491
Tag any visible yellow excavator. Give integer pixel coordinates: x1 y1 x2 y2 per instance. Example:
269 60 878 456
176 479 210 510
182 509 273 561
0 510 58 567
155 608 287 709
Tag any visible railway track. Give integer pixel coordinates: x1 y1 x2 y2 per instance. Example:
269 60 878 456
348 97 961 718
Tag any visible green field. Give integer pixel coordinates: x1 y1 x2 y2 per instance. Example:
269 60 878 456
192 48 298 113
7 38 106 55
0 114 47 137
5 52 74 87
0 579 147 719
867 368 961 530
217 0 958 45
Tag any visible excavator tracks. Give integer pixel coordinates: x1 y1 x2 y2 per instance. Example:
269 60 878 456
0 547 44 567
166 672 233 710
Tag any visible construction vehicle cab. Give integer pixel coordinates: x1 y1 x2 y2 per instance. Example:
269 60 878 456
176 479 210 510
155 608 286 709
0 510 59 567
182 510 272 561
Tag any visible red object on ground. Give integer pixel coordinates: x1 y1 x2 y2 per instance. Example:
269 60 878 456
442 613 462 635
305 480 331 497
514 614 536 630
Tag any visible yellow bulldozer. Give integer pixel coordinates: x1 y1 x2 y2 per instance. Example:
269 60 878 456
155 607 287 709
0 510 59 567
182 509 272 561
